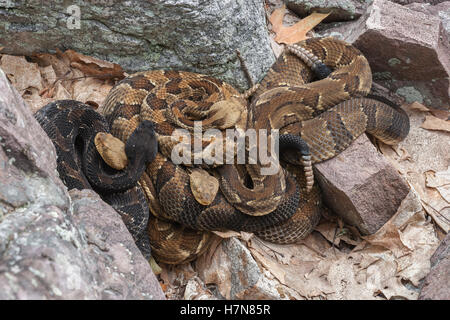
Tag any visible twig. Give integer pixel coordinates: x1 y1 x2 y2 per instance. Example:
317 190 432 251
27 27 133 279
235 49 254 87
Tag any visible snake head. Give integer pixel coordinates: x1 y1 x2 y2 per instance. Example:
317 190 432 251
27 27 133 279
312 62 332 80
279 134 310 157
125 120 158 165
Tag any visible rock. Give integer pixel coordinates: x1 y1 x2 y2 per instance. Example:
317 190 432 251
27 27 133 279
430 233 450 267
370 82 406 107
319 0 450 109
0 0 274 91
405 1 450 37
390 0 445 6
285 0 370 22
183 277 219 300
419 233 450 300
0 69 165 299
314 134 410 235
69 189 166 299
196 237 300 299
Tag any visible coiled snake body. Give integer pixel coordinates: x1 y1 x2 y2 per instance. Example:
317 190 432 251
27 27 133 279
34 100 158 259
35 38 410 264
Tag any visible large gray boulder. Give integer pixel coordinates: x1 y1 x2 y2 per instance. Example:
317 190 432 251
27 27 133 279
0 69 165 300
285 0 370 22
0 0 275 91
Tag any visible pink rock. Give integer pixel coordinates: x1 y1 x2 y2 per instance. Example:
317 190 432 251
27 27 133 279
390 0 446 6
70 189 166 300
320 0 450 109
405 1 450 36
314 134 410 235
196 237 291 299
0 69 165 299
419 233 450 300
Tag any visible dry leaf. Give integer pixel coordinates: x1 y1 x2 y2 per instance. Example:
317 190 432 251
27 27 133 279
396 213 439 287
246 234 336 298
248 245 288 285
430 167 450 203
429 108 450 120
71 77 113 106
212 230 241 239
63 49 125 80
40 65 57 87
54 82 71 100
425 169 449 189
314 221 340 245
421 200 450 233
269 5 286 34
421 115 450 132
326 255 383 299
184 277 218 300
159 282 167 293
424 167 450 224
380 105 450 232
29 50 114 111
363 220 412 258
270 5 330 44
380 277 418 300
195 239 233 299
408 101 429 112
197 234 223 267
158 263 199 300
31 52 73 79
0 55 43 92
24 92 53 114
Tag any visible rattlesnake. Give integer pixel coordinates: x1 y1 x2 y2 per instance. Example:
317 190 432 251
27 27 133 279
35 37 410 264
34 100 157 259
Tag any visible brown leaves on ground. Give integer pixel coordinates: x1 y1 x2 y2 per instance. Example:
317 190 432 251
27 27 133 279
157 186 439 300
62 49 124 80
408 101 450 133
0 55 43 93
379 102 450 234
0 48 125 113
269 5 330 44
190 191 439 300
421 115 450 133
425 168 450 204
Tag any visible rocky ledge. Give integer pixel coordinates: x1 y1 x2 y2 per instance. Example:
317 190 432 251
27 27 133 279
0 69 164 299
0 0 274 91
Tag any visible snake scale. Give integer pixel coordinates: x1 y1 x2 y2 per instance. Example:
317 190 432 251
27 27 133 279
35 37 410 264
